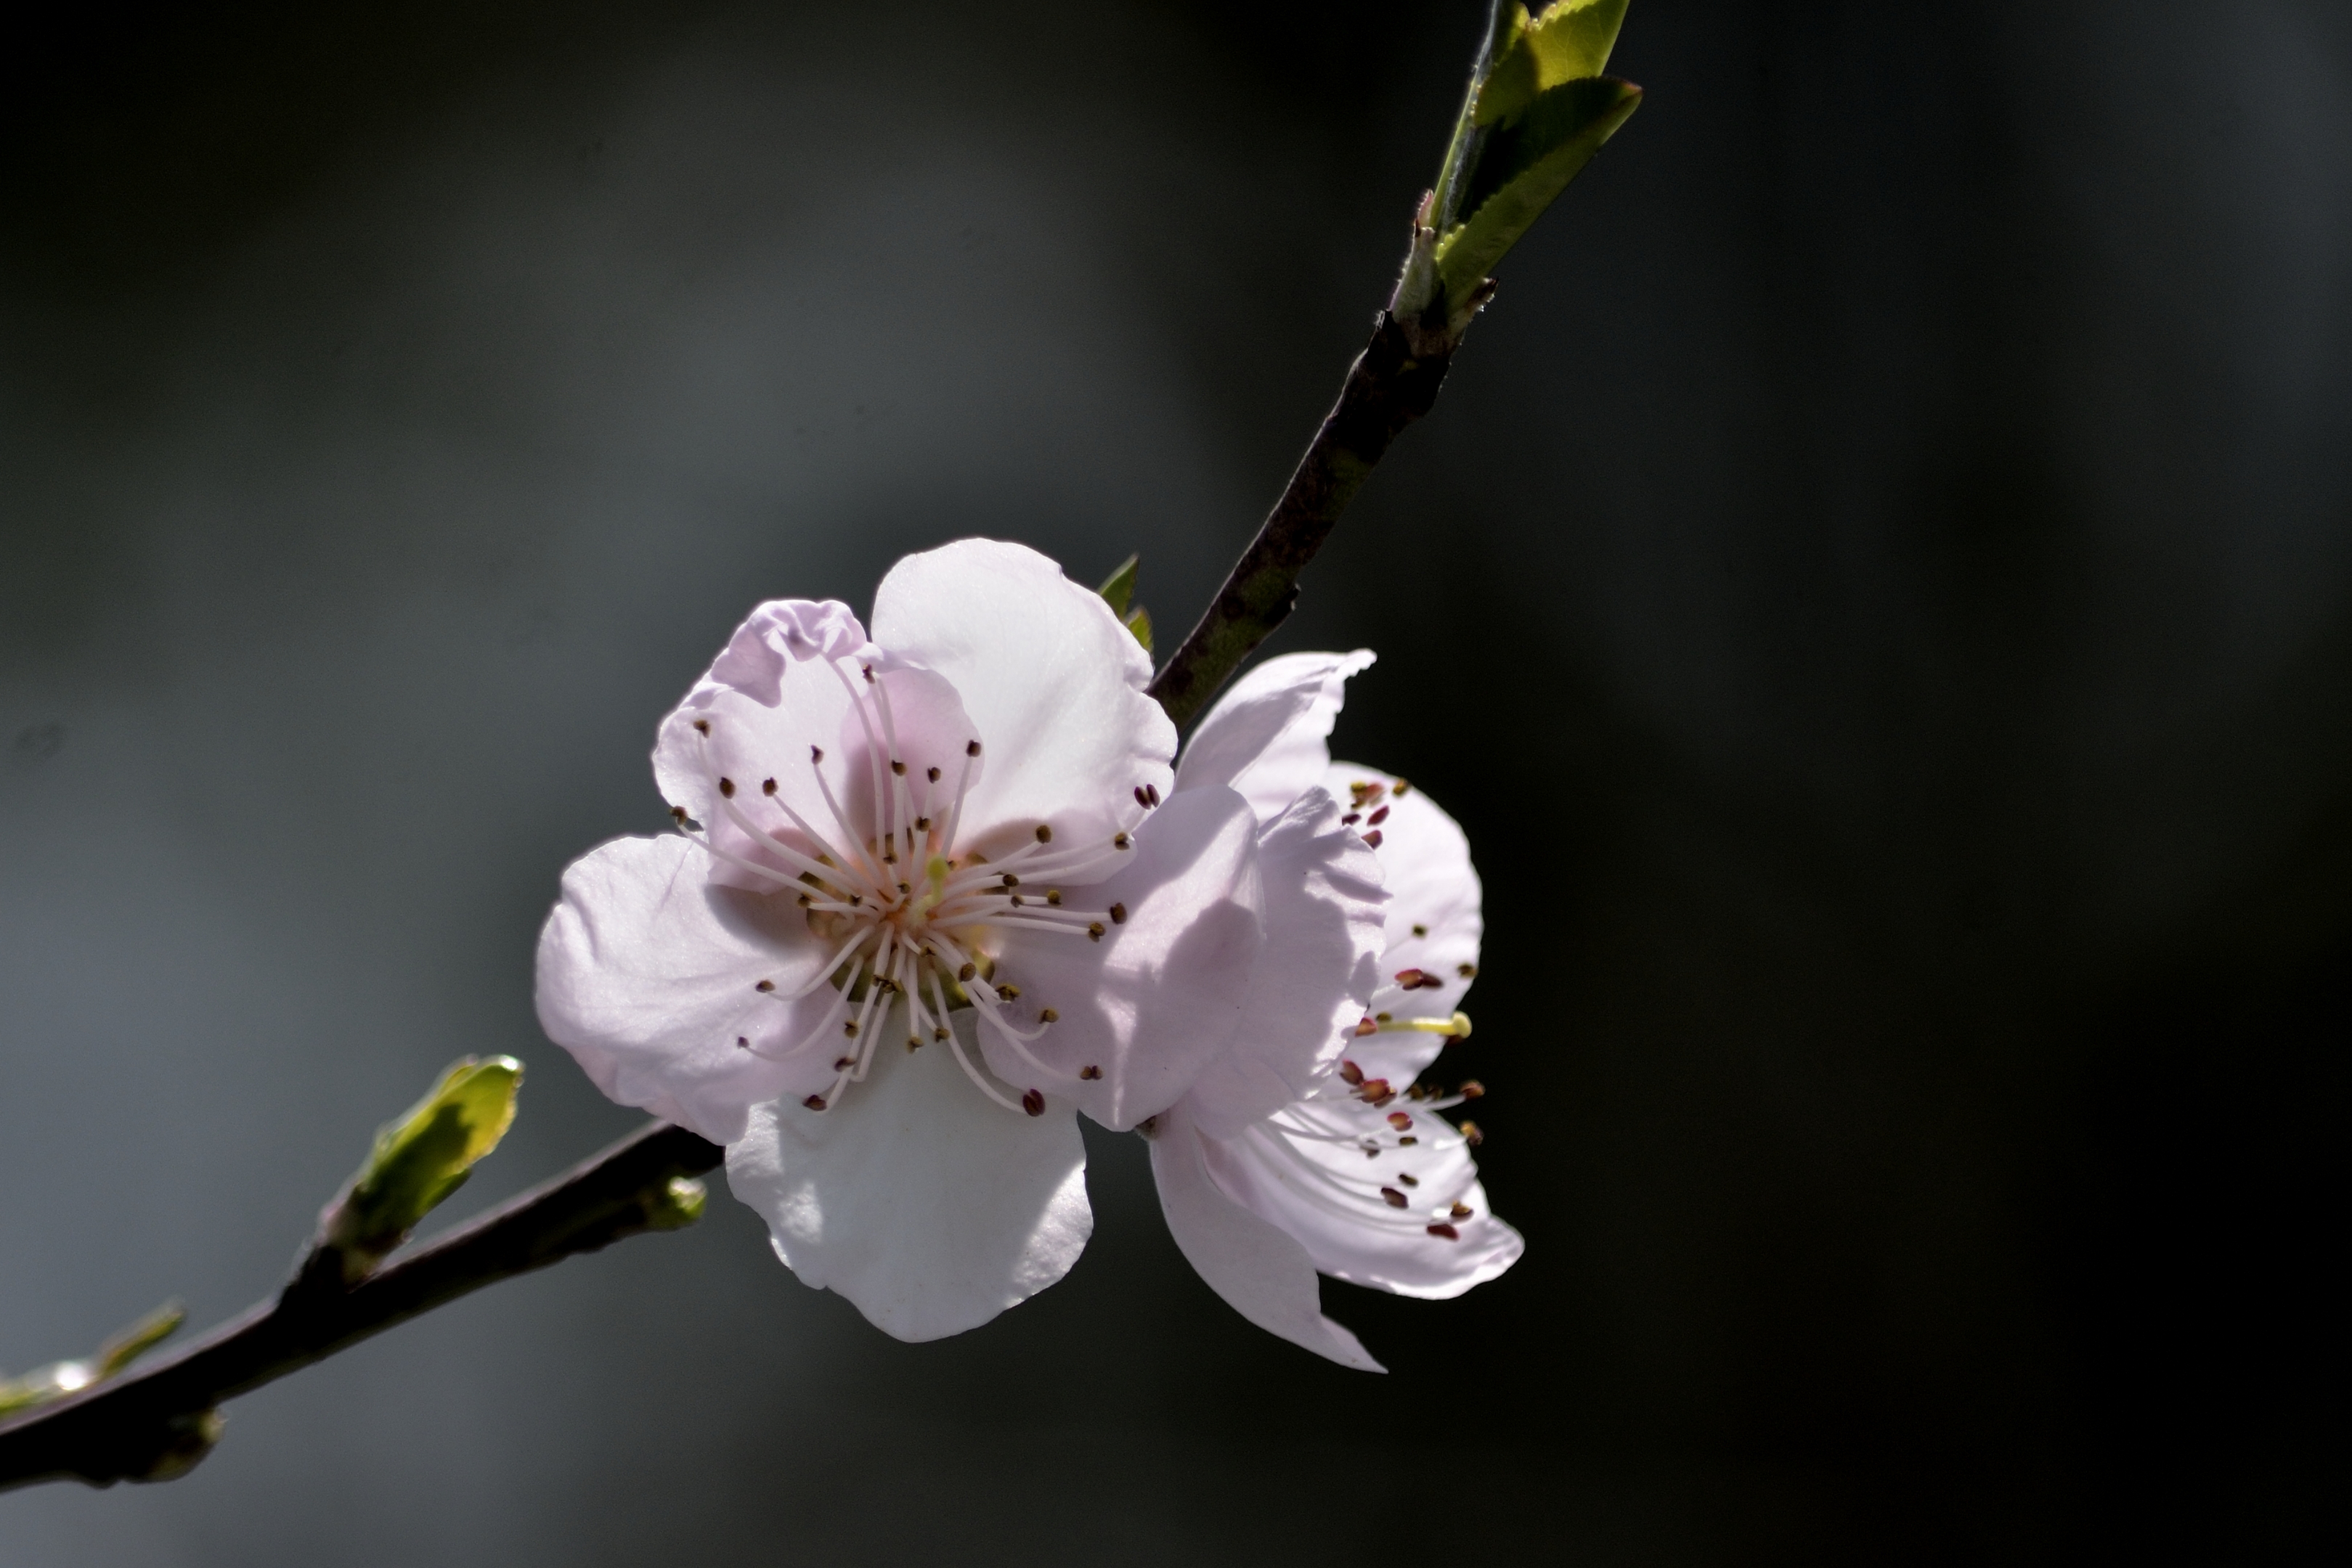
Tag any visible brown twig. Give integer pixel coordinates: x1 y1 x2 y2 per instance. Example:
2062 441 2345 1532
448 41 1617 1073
1144 307 1463 731
0 1119 720 1492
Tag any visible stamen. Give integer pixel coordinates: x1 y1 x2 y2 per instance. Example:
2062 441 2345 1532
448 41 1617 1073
943 1023 1025 1114
1373 1011 1473 1040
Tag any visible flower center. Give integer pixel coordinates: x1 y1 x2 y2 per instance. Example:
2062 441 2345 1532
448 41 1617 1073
680 657 1147 1117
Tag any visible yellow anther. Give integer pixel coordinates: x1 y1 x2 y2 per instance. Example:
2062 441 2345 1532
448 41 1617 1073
1375 1010 1472 1040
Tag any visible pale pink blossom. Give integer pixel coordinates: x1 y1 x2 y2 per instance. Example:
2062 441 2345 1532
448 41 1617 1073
1149 652 1522 1369
535 542 1377 1342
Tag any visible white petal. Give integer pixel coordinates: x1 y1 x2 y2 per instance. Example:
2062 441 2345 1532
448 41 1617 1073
1207 1093 1522 1299
1183 788 1388 1139
1149 1102 1383 1371
702 598 870 705
974 785 1262 1130
870 539 1173 860
1330 763 1481 1050
653 608 873 870
1176 650 1375 823
534 835 839 1144
725 1023 1092 1342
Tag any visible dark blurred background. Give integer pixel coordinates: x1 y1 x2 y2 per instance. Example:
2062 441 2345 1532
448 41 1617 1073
3 1 2346 1561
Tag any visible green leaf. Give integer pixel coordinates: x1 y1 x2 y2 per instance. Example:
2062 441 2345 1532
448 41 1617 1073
1474 0 1632 127
1123 606 1152 654
323 1056 523 1278
1436 75 1642 302
1096 555 1139 617
0 1301 185 1415
96 1300 187 1378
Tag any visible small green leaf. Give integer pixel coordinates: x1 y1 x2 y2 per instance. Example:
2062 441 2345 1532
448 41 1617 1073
1096 555 1139 617
1474 0 1631 127
1436 76 1642 302
323 1056 523 1279
0 1301 186 1415
96 1301 187 1379
1123 606 1152 654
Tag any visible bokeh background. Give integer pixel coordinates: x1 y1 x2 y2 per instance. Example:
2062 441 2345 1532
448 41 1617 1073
4 1 2347 1561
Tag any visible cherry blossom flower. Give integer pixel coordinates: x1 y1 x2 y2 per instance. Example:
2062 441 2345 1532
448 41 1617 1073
534 541 1377 1343
1147 652 1523 1370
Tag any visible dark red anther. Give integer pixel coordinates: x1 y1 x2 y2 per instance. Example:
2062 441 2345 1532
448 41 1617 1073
1393 968 1428 989
719 777 736 797
1021 1088 1046 1116
834 1055 854 1069
1356 1077 1391 1101
755 979 776 992
1338 1060 1365 1086
1457 963 1478 979
810 745 824 763
1385 1111 1412 1131
1398 1172 1420 1187
1425 1222 1460 1240
736 1036 749 1049
1108 902 1128 924
967 739 981 756
1458 1079 1485 1099
803 1094 828 1111
1362 829 1383 849
890 759 907 776
1354 1016 1378 1036
692 719 709 735
1144 783 1161 806
1341 812 1360 825
1459 1120 1484 1147
1134 786 1150 808
1450 1201 1473 1220
670 806 688 825
1079 1064 1102 1079
928 766 942 782
1380 1187 1408 1209
1367 806 1389 825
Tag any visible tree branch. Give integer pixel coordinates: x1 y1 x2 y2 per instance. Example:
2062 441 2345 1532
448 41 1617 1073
0 1119 721 1493
1145 308 1460 731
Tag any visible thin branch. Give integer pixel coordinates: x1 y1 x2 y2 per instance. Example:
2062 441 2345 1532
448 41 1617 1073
0 1119 721 1492
1144 304 1462 732
1146 8 1508 735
